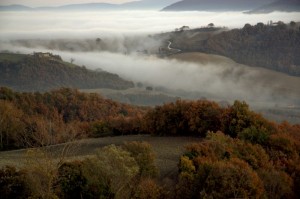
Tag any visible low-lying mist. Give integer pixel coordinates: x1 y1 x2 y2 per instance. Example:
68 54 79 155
2 42 300 106
1 10 299 107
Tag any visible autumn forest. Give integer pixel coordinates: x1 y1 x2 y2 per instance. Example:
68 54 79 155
0 87 300 198
1 3 300 198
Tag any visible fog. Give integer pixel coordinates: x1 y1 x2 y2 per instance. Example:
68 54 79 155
1 10 299 105
0 11 299 39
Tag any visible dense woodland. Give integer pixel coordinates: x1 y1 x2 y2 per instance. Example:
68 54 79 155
1 87 300 198
174 22 300 76
0 53 134 91
0 87 146 150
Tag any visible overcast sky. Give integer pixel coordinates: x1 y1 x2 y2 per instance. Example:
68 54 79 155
0 0 135 7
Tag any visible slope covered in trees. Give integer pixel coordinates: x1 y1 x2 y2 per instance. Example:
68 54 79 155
0 53 134 91
0 87 146 150
139 100 300 198
1 91 300 198
171 22 300 76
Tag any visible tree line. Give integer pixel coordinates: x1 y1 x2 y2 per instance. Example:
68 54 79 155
0 87 146 150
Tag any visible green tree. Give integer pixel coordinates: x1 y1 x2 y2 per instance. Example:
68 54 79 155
83 145 139 199
123 141 158 178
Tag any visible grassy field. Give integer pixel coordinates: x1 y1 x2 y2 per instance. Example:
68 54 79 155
0 135 202 180
169 52 300 94
169 52 300 100
0 53 27 62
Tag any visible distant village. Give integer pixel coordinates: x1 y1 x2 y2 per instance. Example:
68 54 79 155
32 52 62 61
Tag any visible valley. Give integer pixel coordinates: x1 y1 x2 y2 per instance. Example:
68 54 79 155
0 5 300 198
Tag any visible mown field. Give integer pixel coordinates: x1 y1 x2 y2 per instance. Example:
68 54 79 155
0 135 202 180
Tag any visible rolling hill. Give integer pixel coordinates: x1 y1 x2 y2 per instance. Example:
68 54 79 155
167 23 300 77
248 0 300 13
0 52 134 92
0 4 32 11
162 0 276 11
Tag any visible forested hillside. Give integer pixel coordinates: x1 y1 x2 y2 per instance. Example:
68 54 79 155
248 0 300 13
0 87 146 150
172 22 300 76
0 53 134 91
1 89 300 198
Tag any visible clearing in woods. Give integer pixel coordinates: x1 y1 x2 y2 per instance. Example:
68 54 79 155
0 135 202 179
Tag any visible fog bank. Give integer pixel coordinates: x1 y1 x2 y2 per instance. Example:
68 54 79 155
1 10 299 106
0 11 299 39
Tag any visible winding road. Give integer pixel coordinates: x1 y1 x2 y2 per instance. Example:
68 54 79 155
167 41 181 53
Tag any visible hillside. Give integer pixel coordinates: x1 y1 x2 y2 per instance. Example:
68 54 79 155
0 87 146 150
0 1 179 11
0 52 134 92
0 4 32 11
162 0 276 11
1 88 300 198
169 23 300 77
248 0 300 14
82 88 179 106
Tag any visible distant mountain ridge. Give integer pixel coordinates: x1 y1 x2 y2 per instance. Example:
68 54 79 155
0 4 32 11
247 0 300 14
162 0 276 11
0 0 179 11
0 52 134 92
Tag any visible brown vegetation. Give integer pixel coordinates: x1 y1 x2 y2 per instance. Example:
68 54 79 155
0 53 134 91
0 87 146 150
1 87 300 198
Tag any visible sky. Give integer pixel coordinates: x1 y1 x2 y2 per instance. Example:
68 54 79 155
0 0 135 7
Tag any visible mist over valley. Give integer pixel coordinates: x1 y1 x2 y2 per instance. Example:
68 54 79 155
1 10 300 123
1 3 300 198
